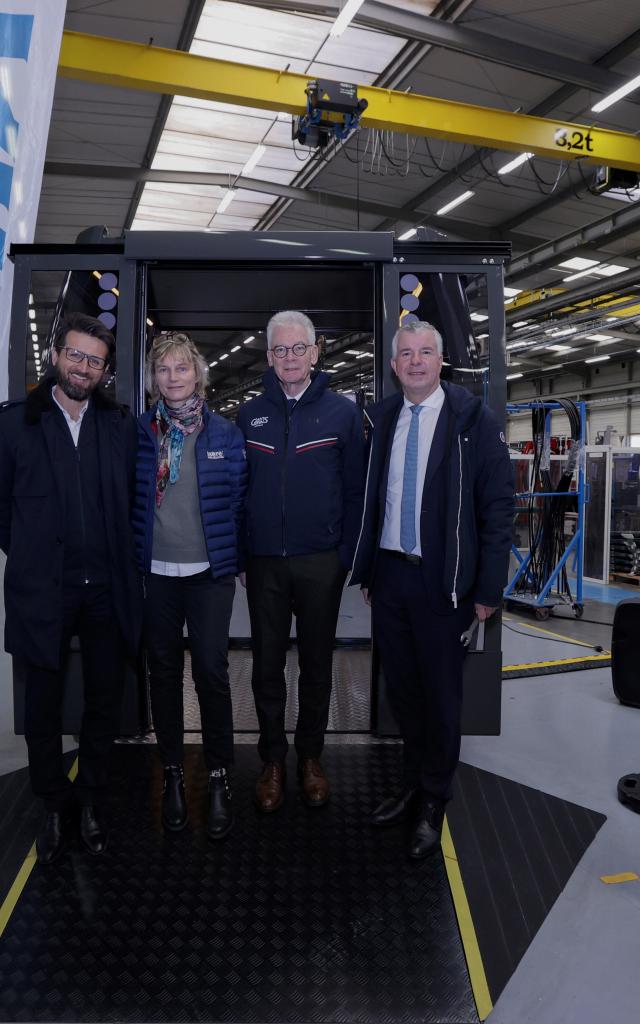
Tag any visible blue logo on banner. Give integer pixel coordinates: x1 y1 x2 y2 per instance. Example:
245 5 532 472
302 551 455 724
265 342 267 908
0 13 34 267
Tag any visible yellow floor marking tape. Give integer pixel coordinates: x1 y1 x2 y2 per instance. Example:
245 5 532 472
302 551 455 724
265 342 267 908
600 872 639 884
0 756 78 941
503 653 611 672
514 620 603 648
442 816 493 1021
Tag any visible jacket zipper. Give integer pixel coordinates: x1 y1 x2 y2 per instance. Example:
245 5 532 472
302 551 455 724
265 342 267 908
450 434 463 608
75 447 90 584
281 407 291 555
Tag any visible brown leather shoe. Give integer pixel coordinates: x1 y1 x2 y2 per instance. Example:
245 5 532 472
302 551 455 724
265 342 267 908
298 758 330 808
255 761 286 813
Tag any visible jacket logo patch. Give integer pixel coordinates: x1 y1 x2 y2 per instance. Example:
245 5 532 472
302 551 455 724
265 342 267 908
251 416 269 427
207 450 224 460
499 431 506 443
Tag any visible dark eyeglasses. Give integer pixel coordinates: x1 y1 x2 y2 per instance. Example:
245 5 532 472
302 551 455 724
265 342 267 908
271 342 314 358
60 346 108 371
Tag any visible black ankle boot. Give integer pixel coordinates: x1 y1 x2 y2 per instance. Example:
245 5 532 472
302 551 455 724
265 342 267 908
162 765 188 831
207 768 233 840
36 810 73 865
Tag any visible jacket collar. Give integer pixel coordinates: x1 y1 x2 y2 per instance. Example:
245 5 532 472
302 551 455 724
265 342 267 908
25 376 123 425
262 367 329 407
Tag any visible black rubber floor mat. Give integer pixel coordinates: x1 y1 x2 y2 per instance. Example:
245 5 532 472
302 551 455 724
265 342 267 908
447 762 606 1005
0 744 477 1024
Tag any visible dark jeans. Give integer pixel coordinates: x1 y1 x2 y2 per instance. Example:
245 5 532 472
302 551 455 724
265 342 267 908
246 550 347 763
145 570 235 770
24 584 126 812
372 551 472 803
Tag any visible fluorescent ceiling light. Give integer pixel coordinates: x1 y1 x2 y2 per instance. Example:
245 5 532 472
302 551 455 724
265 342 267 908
241 144 266 177
329 0 365 36
436 190 474 216
498 152 533 175
231 345 241 352
586 334 615 342
558 257 599 272
470 313 488 322
244 336 255 344
546 344 573 352
591 73 640 113
562 266 601 283
219 353 229 360
28 293 33 305
547 327 577 337
541 364 560 371
217 189 236 214
606 316 620 321
512 321 529 328
508 361 522 367
333 361 346 367
503 287 522 298
477 333 489 339
357 352 373 358
585 354 610 363
398 227 417 241
506 373 523 380
325 368 338 373
28 309 35 320
209 360 218 367
593 263 627 277
346 350 362 355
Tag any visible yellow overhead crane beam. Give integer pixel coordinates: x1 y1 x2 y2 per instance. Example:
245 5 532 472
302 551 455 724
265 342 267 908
58 30 640 172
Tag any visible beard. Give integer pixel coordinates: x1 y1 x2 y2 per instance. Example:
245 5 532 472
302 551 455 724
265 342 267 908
55 363 101 402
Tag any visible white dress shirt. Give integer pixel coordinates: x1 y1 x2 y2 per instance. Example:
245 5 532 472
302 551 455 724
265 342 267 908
51 385 89 447
380 385 445 556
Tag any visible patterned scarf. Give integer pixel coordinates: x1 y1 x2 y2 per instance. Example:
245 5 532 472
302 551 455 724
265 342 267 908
154 394 204 507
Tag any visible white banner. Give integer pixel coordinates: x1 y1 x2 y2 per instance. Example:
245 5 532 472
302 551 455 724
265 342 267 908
0 0 66 400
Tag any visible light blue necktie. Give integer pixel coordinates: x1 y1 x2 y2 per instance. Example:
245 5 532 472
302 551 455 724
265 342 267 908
400 404 423 553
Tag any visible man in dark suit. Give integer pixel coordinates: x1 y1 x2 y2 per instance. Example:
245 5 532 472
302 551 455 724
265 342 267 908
351 320 513 859
0 312 142 865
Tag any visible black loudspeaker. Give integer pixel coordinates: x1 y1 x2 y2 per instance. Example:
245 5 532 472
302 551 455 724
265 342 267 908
611 599 640 708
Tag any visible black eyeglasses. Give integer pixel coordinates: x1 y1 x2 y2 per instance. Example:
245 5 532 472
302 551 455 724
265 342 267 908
271 342 314 358
60 346 108 371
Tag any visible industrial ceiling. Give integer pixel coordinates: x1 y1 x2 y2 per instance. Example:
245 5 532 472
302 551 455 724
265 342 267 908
31 0 640 418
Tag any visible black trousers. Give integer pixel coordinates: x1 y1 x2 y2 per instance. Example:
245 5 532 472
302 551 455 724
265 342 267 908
246 550 347 763
144 570 235 770
372 551 472 804
24 584 126 812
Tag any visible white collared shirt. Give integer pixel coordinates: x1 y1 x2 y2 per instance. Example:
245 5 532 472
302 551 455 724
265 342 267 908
51 385 89 447
150 560 210 577
380 385 445 556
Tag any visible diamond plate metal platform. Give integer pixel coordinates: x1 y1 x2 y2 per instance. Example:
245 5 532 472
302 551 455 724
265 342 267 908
185 649 371 733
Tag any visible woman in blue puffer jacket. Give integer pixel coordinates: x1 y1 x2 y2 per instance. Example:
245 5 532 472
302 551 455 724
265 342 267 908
133 332 247 840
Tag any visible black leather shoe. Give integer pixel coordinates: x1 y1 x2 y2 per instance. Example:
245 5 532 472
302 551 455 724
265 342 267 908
207 768 233 840
407 798 445 860
162 764 188 831
80 805 108 856
36 811 72 865
371 787 419 827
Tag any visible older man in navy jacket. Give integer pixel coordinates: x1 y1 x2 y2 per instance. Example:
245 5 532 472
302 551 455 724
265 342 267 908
351 320 513 859
238 311 365 814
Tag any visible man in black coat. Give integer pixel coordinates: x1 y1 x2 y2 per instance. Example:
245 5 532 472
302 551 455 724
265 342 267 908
351 320 513 859
0 312 142 864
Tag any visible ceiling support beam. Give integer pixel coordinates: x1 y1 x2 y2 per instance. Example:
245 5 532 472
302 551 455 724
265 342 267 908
507 201 640 282
506 265 640 323
58 31 640 171
43 161 541 248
